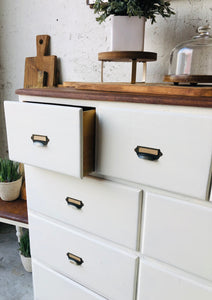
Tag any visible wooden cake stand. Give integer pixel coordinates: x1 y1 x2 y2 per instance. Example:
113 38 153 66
164 75 212 85
98 51 157 84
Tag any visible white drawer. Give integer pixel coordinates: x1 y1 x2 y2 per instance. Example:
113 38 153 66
138 260 212 300
4 101 95 178
32 260 106 300
96 106 212 199
25 166 142 250
29 213 138 300
142 193 212 281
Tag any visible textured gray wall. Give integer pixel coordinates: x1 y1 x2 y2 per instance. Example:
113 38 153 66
0 0 211 156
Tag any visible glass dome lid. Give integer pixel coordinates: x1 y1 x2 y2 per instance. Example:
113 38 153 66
164 25 212 85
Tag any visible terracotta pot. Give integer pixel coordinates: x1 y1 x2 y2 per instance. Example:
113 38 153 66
20 254 32 272
111 16 146 51
0 177 22 201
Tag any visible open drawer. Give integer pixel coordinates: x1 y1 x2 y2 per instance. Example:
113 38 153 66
4 101 95 178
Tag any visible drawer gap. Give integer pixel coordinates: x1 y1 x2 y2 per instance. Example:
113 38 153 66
25 100 95 111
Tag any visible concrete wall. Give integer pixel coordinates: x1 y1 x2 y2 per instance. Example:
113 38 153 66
0 0 211 156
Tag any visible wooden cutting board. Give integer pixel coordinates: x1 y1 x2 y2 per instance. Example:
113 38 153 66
24 35 57 88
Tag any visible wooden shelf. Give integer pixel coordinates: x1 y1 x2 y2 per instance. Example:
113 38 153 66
0 197 28 225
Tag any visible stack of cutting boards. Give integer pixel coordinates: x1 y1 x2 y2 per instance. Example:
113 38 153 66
24 35 57 88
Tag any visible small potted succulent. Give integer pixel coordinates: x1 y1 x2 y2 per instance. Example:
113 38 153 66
92 0 175 51
0 158 22 201
19 230 32 272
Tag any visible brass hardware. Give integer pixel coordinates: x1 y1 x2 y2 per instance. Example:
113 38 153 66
65 197 84 209
135 146 163 161
31 134 49 146
67 252 84 265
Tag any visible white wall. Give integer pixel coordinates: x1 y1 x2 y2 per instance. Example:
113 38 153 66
0 0 212 156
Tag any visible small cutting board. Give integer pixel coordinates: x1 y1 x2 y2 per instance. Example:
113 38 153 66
24 35 57 88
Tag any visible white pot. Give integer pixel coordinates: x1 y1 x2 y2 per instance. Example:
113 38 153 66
0 176 22 201
111 16 146 51
20 254 32 272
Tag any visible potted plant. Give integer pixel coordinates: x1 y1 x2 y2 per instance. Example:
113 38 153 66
92 0 175 51
0 158 22 201
19 230 32 272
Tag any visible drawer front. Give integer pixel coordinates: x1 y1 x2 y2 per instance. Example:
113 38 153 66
142 193 212 281
4 101 95 178
25 166 142 250
138 261 212 300
96 106 212 199
32 260 106 300
29 213 138 300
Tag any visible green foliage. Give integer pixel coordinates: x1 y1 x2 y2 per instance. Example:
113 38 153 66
19 230 31 257
93 0 175 24
0 158 21 182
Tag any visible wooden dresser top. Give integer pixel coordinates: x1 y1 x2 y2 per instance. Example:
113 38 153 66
16 83 212 108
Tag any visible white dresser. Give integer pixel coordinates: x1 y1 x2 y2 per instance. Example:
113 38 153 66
4 85 212 300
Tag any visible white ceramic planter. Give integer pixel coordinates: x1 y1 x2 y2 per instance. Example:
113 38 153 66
0 176 22 201
111 16 146 51
20 254 32 272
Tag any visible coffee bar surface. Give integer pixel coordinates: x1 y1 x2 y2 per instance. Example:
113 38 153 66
16 83 212 108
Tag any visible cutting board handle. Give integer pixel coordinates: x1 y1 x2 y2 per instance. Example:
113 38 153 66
36 35 50 56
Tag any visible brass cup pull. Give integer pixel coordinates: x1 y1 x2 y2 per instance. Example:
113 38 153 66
135 146 163 161
66 197 84 209
67 252 84 265
31 134 49 146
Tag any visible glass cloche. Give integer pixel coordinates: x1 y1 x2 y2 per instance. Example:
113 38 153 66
164 25 212 85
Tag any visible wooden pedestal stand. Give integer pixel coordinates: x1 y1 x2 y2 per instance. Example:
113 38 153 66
98 51 157 84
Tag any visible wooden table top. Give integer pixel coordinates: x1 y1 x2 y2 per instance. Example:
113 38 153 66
16 83 212 108
0 198 28 225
